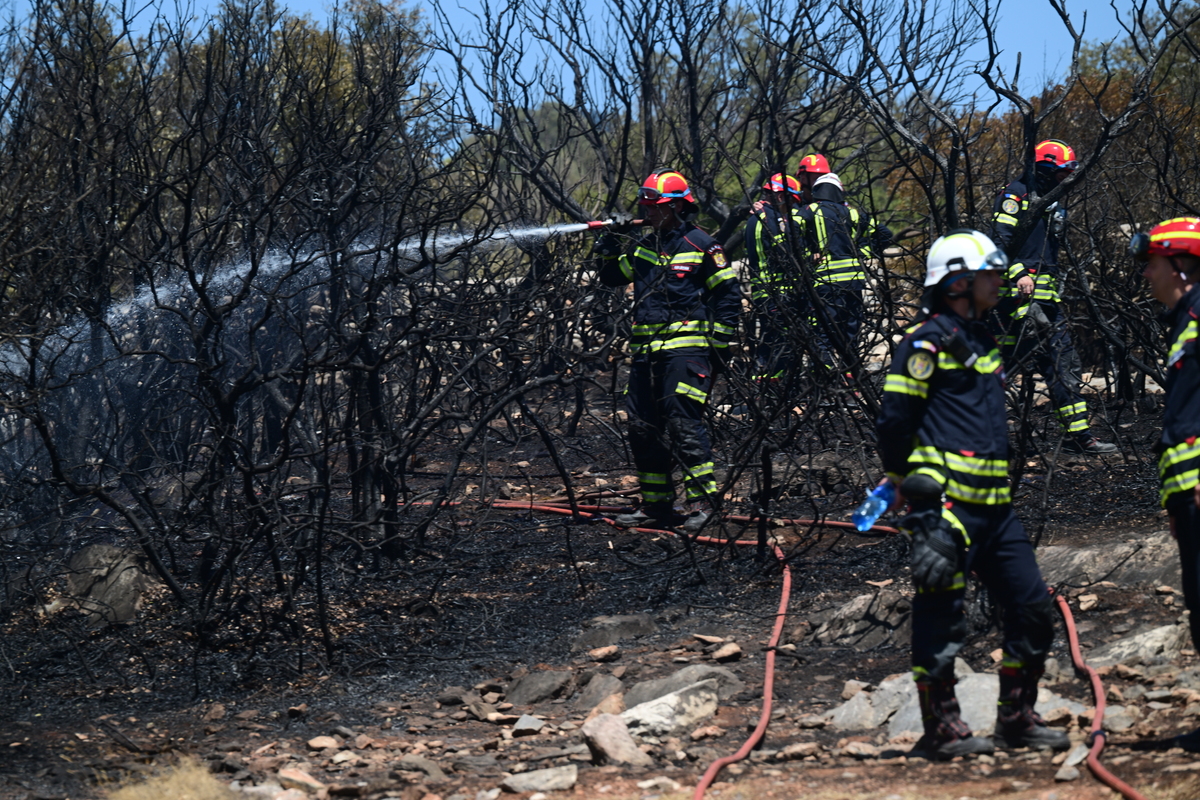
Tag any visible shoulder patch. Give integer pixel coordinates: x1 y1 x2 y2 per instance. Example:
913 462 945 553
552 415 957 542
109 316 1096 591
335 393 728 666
1001 198 1020 215
707 243 727 268
911 339 939 353
906 350 935 381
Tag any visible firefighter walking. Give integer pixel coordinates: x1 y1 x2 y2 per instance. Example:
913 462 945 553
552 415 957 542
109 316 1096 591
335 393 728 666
593 170 741 533
745 173 805 384
990 139 1116 454
875 229 1071 759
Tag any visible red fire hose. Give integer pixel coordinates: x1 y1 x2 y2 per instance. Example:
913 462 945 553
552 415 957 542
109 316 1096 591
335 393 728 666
479 499 1148 798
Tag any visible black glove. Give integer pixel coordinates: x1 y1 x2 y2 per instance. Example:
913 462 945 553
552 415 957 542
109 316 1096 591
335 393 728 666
901 508 962 590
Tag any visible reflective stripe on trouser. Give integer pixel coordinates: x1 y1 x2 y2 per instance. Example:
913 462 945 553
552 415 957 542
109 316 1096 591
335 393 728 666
908 446 1010 505
1056 402 1088 435
995 304 1089 435
624 354 716 504
912 502 1052 682
1161 438 1200 507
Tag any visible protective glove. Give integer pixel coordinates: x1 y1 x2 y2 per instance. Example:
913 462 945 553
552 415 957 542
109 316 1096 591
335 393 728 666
901 508 962 590
607 211 640 234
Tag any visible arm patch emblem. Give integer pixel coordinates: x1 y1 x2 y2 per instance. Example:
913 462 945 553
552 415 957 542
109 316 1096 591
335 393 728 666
708 244 727 268
1001 198 1020 215
906 351 935 380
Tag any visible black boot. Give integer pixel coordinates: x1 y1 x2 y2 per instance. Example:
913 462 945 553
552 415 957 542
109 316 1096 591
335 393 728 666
995 667 1070 750
910 678 994 760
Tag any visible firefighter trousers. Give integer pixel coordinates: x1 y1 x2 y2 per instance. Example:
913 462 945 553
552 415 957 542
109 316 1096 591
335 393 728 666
912 501 1054 682
624 353 718 504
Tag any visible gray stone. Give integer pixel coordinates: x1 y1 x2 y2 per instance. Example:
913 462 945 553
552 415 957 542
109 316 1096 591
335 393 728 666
500 764 578 793
574 673 624 711
450 754 501 774
621 678 719 737
624 664 744 708
571 614 658 652
811 590 912 650
54 544 153 625
1038 532 1180 590
886 674 1081 739
1063 743 1089 768
1055 765 1081 782
580 713 654 766
1086 624 1190 668
437 686 472 706
1104 705 1139 731
512 714 545 736
395 754 447 784
506 671 573 706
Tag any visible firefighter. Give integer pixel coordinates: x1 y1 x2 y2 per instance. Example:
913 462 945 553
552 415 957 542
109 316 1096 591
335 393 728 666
1131 218 1200 751
745 173 804 383
593 170 741 533
991 139 1116 454
794 169 891 374
876 229 1070 760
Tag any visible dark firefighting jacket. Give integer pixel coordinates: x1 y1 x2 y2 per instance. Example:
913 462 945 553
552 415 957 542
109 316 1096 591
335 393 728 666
876 311 1011 505
797 182 890 284
1160 283 1200 507
745 202 803 304
594 222 740 356
991 171 1067 309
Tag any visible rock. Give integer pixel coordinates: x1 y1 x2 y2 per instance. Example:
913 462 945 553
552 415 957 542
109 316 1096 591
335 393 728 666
573 673 624 711
637 776 681 792
886 674 1082 739
1038 532 1180 589
437 687 471 706
580 713 654 766
465 700 498 721
589 645 620 662
811 590 912 650
451 754 501 774
202 703 227 722
827 674 910 732
273 791 308 800
711 642 742 662
1078 594 1099 611
777 741 821 760
500 764 578 793
1103 705 1139 731
58 544 153 625
570 614 658 652
1063 743 1089 768
584 693 626 721
842 679 872 700
1054 766 1080 782
689 725 724 741
278 768 326 793
512 715 545 737
506 671 573 706
395 754 447 784
1086 624 1191 668
840 740 878 758
621 678 720 737
307 735 340 750
624 664 744 708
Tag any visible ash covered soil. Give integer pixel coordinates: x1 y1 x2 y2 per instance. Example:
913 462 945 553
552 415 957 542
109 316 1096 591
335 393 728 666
1 401 1197 800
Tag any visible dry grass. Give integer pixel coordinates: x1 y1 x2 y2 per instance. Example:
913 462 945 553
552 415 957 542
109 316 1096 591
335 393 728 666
104 757 240 800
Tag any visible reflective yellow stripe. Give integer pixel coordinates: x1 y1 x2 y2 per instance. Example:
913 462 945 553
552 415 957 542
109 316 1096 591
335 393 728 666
1170 319 1198 366
884 373 929 398
1160 440 1200 506
908 446 1010 505
632 321 708 336
994 213 1019 226
675 381 709 403
706 267 737 288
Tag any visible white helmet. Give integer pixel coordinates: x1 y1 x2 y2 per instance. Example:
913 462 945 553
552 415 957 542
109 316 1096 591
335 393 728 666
813 172 843 191
924 229 1008 287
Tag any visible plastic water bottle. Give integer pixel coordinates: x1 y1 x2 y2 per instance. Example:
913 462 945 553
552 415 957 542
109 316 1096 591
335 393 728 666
852 482 895 532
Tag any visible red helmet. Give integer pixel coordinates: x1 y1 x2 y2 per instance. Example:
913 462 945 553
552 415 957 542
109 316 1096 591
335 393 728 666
1034 139 1077 171
1129 217 1200 262
762 173 802 198
796 153 831 174
638 171 696 206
